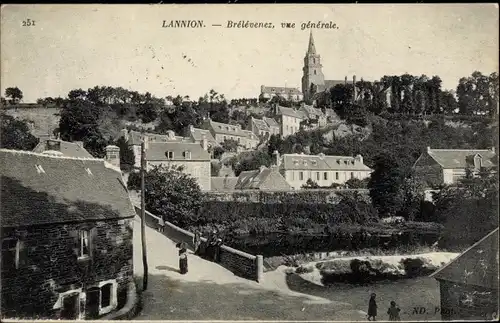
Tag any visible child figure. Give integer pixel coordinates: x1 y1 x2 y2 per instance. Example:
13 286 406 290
387 301 401 321
367 293 377 321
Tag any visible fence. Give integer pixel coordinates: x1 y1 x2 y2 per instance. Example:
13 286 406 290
133 205 263 282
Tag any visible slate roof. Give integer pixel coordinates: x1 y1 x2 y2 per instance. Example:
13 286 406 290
128 130 187 145
252 118 271 132
261 86 302 95
317 80 352 93
280 153 372 171
301 105 325 118
32 139 93 158
430 228 499 289
189 127 219 147
276 106 306 119
146 142 210 161
210 176 238 191
207 120 250 137
427 148 497 169
263 117 279 128
0 149 136 227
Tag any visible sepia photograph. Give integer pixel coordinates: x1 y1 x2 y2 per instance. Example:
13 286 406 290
0 3 498 322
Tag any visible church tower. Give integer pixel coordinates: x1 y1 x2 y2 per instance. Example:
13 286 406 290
301 31 325 102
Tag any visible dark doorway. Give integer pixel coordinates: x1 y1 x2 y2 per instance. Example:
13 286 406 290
86 287 101 319
60 293 80 320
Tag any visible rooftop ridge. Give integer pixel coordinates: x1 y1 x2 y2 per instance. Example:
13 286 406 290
429 148 493 151
0 148 103 162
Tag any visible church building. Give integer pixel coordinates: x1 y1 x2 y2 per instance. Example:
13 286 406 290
301 31 358 103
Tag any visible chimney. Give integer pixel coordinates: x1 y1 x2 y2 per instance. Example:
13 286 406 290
491 147 496 154
46 139 61 151
355 154 363 164
189 124 194 133
120 128 129 141
427 146 431 153
105 145 120 169
143 135 149 150
202 134 208 151
273 150 280 166
166 130 175 140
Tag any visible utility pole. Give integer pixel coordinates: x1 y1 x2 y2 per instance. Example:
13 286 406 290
140 140 148 291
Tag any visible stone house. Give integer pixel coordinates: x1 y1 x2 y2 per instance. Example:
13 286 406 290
248 117 280 141
235 165 291 191
259 85 303 102
33 138 93 158
275 151 372 190
430 228 498 321
413 147 497 187
273 105 306 138
298 104 327 128
145 141 211 191
203 119 259 151
187 124 220 157
0 147 135 320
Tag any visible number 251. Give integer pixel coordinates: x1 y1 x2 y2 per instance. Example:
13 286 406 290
22 19 35 27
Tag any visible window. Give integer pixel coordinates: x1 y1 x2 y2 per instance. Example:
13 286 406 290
97 280 118 315
314 70 317 75
335 172 339 180
183 151 191 159
324 172 328 180
79 230 90 259
313 58 316 64
1 238 19 271
237 138 241 143
165 151 174 159
224 136 227 140
299 172 304 181
351 172 354 179
291 171 295 180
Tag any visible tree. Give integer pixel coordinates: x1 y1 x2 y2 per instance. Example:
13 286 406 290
5 87 23 104
368 152 407 217
345 177 369 189
127 165 203 228
221 138 239 152
230 150 272 176
434 170 498 248
115 136 135 171
0 113 39 150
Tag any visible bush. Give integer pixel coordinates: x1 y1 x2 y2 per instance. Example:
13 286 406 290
401 257 425 278
295 265 314 274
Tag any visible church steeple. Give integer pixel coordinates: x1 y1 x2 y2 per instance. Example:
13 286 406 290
307 30 316 55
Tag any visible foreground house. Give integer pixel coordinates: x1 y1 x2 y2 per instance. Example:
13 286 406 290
33 138 93 158
430 228 498 321
275 151 372 190
235 165 291 191
413 147 497 187
145 141 211 191
0 147 135 320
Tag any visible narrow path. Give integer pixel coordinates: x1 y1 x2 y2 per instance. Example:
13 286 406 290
132 216 367 321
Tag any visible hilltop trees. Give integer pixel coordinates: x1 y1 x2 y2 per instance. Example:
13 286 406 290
456 71 499 116
4 87 23 105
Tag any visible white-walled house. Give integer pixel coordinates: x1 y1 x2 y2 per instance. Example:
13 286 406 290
274 151 372 190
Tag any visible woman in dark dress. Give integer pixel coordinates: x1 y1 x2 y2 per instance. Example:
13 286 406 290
368 293 377 321
178 242 188 274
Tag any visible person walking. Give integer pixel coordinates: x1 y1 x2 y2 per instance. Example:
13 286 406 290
193 231 201 255
387 301 401 321
158 216 165 233
367 293 377 321
178 242 188 275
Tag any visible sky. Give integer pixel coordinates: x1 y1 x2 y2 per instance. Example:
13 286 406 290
1 4 498 103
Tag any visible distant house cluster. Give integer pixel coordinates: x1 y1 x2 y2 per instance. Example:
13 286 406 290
202 119 260 151
248 116 280 139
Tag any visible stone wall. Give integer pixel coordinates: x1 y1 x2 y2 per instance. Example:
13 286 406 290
134 206 263 282
438 280 498 320
1 218 134 320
